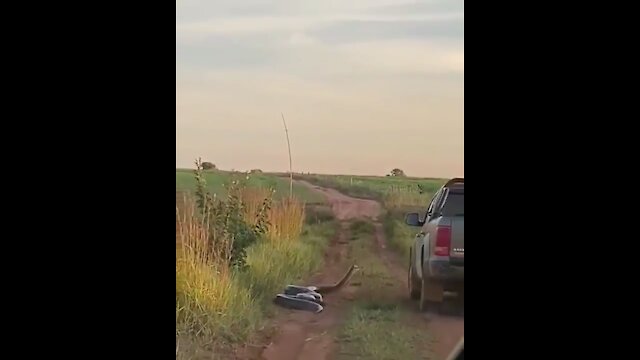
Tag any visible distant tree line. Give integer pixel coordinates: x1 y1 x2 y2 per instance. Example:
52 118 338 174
201 162 216 170
387 168 406 177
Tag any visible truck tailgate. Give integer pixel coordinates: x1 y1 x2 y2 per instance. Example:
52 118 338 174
449 216 464 263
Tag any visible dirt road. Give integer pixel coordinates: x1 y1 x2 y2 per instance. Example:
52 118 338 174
243 180 463 360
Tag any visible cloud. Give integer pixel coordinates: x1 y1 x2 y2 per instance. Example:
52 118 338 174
177 0 431 19
331 13 463 23
176 16 311 37
288 32 316 46
337 40 463 75
176 12 463 40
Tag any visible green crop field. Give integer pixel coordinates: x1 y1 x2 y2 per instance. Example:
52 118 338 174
176 169 324 204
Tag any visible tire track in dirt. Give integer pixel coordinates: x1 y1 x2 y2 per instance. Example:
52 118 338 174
301 180 464 360
235 220 356 360
259 221 356 360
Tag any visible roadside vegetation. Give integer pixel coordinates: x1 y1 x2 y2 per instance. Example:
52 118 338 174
176 162 334 359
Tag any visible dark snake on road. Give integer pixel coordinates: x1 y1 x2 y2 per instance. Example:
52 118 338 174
273 264 360 313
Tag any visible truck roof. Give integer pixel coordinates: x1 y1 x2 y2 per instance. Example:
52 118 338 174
444 178 464 189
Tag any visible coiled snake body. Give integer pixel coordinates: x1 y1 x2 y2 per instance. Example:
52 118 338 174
273 264 359 313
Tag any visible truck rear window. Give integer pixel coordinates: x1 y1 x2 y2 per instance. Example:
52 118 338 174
441 192 464 216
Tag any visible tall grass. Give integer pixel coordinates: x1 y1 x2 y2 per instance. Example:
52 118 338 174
237 187 305 243
265 198 305 243
176 163 333 358
176 199 258 341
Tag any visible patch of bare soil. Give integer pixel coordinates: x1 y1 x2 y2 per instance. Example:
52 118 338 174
297 180 382 221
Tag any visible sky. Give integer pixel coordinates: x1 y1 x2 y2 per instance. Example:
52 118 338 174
176 0 463 178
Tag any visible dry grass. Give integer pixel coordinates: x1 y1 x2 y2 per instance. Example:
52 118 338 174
175 198 257 339
265 197 305 243
382 187 432 209
176 186 331 359
238 187 305 243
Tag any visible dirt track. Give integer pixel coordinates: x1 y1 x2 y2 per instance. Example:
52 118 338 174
240 180 463 360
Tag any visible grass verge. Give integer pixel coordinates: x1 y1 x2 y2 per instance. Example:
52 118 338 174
382 209 421 262
239 221 335 308
335 220 433 360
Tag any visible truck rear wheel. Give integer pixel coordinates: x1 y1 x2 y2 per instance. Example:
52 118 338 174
408 250 421 300
419 265 444 312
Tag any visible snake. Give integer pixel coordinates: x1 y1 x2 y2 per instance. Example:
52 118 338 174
273 264 360 313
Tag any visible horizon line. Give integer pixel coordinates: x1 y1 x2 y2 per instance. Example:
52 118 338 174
176 167 454 180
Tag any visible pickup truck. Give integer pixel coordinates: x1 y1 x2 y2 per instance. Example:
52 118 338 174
406 177 464 312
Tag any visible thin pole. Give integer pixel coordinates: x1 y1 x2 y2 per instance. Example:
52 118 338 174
281 113 293 198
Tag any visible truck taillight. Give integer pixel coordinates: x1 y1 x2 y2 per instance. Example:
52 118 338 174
434 226 451 256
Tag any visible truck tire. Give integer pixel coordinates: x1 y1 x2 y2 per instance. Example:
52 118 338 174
419 264 444 312
408 249 421 300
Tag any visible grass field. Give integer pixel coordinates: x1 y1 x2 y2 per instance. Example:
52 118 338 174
176 169 324 204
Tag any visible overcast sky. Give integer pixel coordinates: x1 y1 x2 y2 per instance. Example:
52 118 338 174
176 0 463 177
